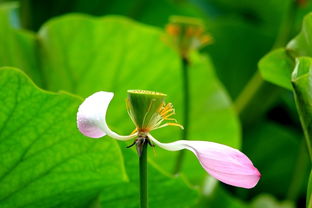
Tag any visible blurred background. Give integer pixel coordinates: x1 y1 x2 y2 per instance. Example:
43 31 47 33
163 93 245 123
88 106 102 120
0 0 312 207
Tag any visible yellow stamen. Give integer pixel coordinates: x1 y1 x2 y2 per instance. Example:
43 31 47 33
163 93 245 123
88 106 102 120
130 128 138 135
146 101 184 131
153 122 184 131
166 123 184 129
159 103 174 115
162 112 175 119
163 117 177 122
160 103 171 112
160 109 174 117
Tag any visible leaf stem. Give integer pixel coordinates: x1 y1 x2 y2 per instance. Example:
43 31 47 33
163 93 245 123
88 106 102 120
234 72 281 125
139 139 148 208
235 71 263 116
173 57 190 174
234 1 298 124
293 91 312 161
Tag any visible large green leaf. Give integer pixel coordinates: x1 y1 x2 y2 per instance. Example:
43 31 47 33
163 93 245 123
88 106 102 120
18 14 239 183
0 67 127 208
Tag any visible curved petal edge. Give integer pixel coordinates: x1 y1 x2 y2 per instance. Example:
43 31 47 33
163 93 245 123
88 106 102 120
77 91 114 138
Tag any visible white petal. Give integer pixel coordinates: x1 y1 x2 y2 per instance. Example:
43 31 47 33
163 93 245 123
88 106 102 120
77 91 135 140
148 134 261 189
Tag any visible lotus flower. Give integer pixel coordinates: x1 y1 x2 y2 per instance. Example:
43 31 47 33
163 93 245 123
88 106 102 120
77 90 261 189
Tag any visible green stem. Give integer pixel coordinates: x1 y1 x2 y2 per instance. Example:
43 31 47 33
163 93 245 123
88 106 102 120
234 72 281 125
235 72 263 116
295 99 312 160
173 57 190 174
234 1 298 124
139 140 148 208
303 129 312 161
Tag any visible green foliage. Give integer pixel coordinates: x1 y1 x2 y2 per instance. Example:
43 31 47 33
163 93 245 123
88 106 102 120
258 49 294 90
205 18 274 98
259 13 312 91
259 12 312 207
288 13 312 57
202 0 294 98
258 13 312 160
0 67 127 207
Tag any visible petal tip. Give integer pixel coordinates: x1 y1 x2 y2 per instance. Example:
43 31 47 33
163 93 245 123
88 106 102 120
76 91 114 138
180 140 262 189
235 166 261 189
76 116 106 138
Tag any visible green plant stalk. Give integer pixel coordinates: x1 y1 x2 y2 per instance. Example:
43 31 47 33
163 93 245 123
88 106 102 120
302 128 312 161
139 140 148 208
293 90 312 160
173 57 190 174
235 72 282 125
234 1 297 125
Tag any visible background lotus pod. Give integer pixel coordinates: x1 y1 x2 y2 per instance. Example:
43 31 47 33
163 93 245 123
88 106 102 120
166 16 212 58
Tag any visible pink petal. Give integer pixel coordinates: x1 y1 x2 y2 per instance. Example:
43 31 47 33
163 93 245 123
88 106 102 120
148 134 261 189
188 141 261 189
77 91 113 138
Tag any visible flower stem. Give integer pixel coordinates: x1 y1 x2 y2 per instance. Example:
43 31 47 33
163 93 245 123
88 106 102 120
173 57 190 174
139 139 148 208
